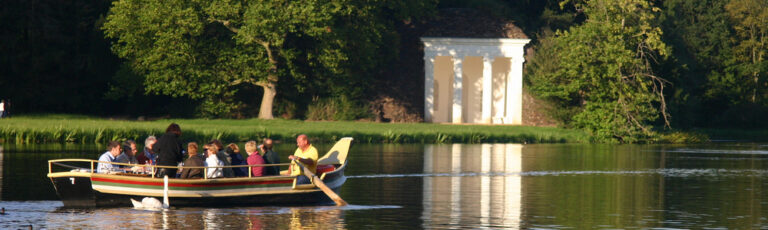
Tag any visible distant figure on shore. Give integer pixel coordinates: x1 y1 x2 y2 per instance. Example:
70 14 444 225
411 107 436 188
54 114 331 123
137 136 157 164
180 142 204 179
116 140 139 166
0 99 5 118
245 141 264 177
288 134 318 184
259 138 280 176
154 123 184 178
2 99 8 118
226 143 247 177
97 141 123 173
204 143 223 179
210 139 234 177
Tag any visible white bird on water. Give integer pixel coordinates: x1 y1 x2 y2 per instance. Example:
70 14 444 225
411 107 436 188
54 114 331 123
131 175 170 210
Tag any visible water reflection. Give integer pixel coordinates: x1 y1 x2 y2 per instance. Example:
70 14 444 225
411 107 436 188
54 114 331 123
422 144 523 229
35 205 354 229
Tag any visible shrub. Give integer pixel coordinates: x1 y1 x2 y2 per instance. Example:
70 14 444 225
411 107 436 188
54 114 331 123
306 96 369 121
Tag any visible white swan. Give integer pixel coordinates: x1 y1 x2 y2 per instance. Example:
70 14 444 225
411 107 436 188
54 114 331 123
131 175 170 210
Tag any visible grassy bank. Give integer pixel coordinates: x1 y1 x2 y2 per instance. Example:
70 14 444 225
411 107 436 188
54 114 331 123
0 114 591 144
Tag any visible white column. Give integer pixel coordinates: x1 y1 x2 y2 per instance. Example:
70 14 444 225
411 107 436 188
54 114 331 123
424 55 435 123
511 58 524 125
452 56 464 124
505 57 524 125
481 56 493 124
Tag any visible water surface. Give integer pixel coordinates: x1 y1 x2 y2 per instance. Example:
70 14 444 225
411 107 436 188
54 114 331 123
2 143 768 229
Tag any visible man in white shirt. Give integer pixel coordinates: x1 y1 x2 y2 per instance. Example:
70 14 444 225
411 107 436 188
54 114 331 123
97 141 123 173
204 143 224 179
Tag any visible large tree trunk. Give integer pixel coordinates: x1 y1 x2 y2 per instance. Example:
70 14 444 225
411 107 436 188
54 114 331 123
258 41 279 119
258 82 277 119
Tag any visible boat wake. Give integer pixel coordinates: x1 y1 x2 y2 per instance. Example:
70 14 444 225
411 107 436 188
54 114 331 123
348 168 768 178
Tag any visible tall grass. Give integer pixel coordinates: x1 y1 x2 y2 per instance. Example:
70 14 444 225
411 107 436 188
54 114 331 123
0 114 590 144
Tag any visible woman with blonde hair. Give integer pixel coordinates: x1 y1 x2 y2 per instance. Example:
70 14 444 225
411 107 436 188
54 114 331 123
245 141 265 177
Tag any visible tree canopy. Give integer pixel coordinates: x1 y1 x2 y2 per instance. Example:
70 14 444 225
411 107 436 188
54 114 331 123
103 0 435 118
527 0 670 142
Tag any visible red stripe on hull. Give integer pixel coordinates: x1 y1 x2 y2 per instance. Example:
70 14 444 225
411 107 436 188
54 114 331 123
91 177 293 187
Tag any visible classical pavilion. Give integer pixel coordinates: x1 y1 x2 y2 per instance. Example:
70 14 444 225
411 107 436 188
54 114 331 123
421 9 530 125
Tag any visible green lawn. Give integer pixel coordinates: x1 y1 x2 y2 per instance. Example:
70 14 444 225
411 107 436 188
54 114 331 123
0 114 590 144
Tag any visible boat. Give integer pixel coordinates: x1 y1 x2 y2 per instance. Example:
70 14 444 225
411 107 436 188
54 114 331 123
47 137 353 208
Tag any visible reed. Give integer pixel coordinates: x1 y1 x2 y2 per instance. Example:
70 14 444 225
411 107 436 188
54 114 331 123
0 114 591 144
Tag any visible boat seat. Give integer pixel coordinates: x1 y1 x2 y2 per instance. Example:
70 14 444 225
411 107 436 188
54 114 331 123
317 164 335 174
293 184 316 190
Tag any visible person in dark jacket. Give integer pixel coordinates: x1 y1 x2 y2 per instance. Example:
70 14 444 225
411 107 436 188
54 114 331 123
226 143 248 177
179 142 205 179
154 123 184 178
259 138 280 176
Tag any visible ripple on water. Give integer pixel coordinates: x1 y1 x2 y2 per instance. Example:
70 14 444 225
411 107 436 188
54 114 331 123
665 148 768 155
347 167 768 179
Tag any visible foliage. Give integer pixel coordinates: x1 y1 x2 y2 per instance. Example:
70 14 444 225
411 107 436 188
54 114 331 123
724 0 768 104
657 0 733 128
659 0 768 127
305 96 370 121
102 0 436 118
528 0 670 142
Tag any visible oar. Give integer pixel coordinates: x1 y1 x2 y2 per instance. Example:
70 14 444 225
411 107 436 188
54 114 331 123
294 160 348 206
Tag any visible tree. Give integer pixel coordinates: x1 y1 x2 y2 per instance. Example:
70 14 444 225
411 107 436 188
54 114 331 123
725 0 768 104
527 0 670 142
103 0 435 118
658 0 735 127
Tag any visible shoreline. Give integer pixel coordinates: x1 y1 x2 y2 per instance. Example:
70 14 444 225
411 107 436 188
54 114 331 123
0 114 589 144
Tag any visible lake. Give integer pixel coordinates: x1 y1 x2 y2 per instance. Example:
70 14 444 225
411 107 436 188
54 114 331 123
2 142 768 229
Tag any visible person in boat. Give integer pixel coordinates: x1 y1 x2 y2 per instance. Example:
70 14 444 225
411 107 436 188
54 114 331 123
288 134 318 184
226 143 247 177
116 140 139 166
137 135 157 164
244 141 264 177
210 139 234 177
154 123 184 178
259 138 280 176
179 142 205 179
97 141 123 173
204 143 224 179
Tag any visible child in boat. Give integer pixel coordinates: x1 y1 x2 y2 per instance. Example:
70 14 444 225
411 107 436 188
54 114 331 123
245 141 265 177
204 143 224 179
179 142 205 179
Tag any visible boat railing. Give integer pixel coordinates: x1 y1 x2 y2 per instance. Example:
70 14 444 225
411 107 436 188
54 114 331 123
48 159 292 179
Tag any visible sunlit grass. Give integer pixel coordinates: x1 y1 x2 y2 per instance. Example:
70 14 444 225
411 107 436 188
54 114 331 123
0 114 590 144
